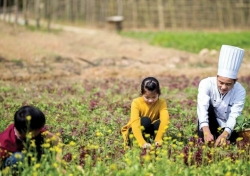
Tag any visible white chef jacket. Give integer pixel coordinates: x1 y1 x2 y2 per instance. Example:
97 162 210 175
197 77 246 136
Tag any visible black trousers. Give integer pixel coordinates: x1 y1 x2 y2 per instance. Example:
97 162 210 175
128 117 160 146
198 105 238 143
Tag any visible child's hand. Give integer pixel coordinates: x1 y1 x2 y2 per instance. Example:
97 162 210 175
142 143 151 149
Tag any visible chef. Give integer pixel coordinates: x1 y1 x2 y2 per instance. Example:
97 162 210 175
197 45 246 146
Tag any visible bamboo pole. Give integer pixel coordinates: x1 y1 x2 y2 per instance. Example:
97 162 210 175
226 0 233 29
239 0 245 26
216 0 224 29
169 0 176 28
117 0 123 16
157 0 164 30
181 0 187 29
132 0 138 28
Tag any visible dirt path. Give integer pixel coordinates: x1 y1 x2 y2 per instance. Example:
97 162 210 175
0 21 249 82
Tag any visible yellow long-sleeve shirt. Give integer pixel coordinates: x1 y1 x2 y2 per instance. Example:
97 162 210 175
121 97 170 147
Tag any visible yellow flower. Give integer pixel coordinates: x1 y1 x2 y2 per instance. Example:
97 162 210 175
34 164 40 169
96 132 102 137
26 132 32 139
110 164 117 170
236 137 243 142
69 141 76 146
225 172 231 176
45 138 51 143
145 134 150 138
54 146 62 153
129 134 134 139
2 167 10 175
107 129 112 133
41 131 48 136
42 143 50 148
125 158 132 165
26 115 32 121
178 142 183 146
172 144 177 149
14 153 23 159
179 153 184 158
144 154 151 162
140 126 145 131
30 140 36 148
149 151 155 155
77 165 85 174
31 157 36 162
217 127 222 132
188 142 194 146
177 133 182 137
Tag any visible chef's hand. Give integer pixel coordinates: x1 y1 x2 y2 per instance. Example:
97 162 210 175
215 131 228 147
202 126 214 143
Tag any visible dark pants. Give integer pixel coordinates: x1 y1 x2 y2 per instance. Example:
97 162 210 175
128 117 160 146
198 105 238 144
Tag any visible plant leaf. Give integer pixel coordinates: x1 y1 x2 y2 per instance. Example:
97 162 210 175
236 115 245 125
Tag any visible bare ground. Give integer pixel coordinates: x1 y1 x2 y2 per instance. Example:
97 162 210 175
0 22 250 83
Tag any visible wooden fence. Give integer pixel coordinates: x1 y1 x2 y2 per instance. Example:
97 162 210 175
1 0 250 30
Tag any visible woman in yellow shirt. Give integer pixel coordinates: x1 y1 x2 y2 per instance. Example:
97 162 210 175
121 77 170 149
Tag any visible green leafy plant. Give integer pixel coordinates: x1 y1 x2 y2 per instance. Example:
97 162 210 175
235 115 250 132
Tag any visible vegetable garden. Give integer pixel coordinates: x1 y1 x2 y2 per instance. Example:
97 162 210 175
1 75 250 175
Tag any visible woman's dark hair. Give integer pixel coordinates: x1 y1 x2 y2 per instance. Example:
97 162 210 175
141 77 161 95
14 105 46 134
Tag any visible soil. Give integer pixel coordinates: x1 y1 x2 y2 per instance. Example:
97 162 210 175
0 22 250 83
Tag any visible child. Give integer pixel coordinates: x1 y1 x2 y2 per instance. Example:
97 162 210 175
121 77 170 149
0 105 61 170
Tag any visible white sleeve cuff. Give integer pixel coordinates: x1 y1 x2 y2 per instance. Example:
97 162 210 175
199 122 209 131
224 128 232 139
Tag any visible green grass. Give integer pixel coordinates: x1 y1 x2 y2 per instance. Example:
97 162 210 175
120 31 250 53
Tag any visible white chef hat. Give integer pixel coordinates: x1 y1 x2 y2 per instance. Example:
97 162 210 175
217 45 244 79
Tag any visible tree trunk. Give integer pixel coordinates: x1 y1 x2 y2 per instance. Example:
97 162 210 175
36 0 41 29
23 0 29 26
14 0 19 28
3 0 7 21
46 0 52 31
